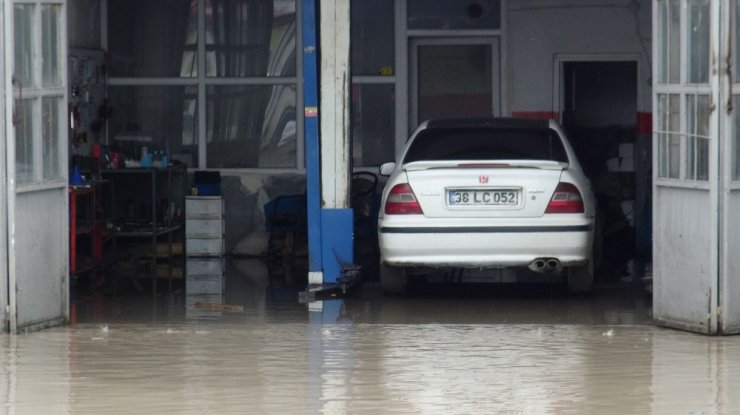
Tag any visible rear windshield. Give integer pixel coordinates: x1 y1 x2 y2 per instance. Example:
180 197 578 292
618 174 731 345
403 127 568 163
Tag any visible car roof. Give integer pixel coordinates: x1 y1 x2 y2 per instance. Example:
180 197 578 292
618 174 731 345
422 118 552 130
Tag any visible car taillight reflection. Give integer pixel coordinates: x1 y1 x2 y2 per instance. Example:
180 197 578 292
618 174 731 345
545 182 584 213
384 183 424 215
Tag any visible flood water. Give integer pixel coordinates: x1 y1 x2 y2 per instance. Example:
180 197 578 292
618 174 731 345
2 259 740 414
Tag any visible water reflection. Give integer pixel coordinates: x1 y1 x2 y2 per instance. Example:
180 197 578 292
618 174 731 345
3 260 740 414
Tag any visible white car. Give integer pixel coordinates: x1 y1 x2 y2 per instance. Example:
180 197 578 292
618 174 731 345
377 118 596 294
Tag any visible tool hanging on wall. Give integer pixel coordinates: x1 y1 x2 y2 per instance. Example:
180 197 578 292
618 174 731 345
68 49 109 155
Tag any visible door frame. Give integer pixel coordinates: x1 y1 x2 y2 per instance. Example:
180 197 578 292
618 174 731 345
553 53 644 125
2 0 10 331
408 37 501 131
554 54 648 284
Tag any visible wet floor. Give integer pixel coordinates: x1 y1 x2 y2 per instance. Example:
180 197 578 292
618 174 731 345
2 258 740 414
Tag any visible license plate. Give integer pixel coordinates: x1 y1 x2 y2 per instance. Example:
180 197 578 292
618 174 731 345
447 189 519 206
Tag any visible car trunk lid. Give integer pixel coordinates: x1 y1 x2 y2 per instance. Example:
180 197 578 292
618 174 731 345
404 160 566 218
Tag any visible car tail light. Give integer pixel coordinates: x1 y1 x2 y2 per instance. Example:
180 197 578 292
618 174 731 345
384 183 423 215
545 182 584 214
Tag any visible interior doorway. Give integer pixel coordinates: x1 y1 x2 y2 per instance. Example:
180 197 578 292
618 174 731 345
409 37 500 131
560 60 644 284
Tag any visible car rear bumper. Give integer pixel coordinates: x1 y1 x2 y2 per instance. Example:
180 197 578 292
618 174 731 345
378 224 592 267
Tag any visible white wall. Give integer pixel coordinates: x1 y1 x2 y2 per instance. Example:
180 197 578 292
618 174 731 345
506 0 652 114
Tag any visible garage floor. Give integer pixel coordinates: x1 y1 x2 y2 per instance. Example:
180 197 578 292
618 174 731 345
2 259 739 414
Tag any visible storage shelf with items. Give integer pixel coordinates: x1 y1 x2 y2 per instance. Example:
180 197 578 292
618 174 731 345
102 164 187 293
69 181 116 285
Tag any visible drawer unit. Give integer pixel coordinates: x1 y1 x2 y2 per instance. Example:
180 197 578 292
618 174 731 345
186 217 224 236
186 237 224 256
186 258 224 304
187 257 225 277
186 196 224 217
186 294 224 320
185 196 225 257
186 275 223 296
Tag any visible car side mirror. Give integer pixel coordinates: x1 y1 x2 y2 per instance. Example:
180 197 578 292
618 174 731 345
379 162 396 176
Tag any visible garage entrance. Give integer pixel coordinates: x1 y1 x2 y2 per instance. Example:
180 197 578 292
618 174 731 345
559 59 647 284
5 0 740 337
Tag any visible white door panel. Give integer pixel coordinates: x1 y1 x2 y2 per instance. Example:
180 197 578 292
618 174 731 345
721 190 740 333
14 189 68 330
721 1 740 334
653 0 719 334
1 0 8 330
653 186 713 333
5 0 68 333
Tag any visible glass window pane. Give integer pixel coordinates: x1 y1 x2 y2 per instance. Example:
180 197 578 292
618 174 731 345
404 128 568 164
42 97 63 180
668 0 681 83
408 0 501 30
14 4 35 88
42 5 62 87
16 99 35 185
207 85 296 168
736 1 740 83
734 95 740 179
658 0 681 84
107 86 199 168
688 0 710 84
686 95 709 181
418 44 492 123
352 84 395 166
206 0 296 77
351 0 394 76
658 94 681 179
108 0 192 77
182 86 199 148
688 136 709 180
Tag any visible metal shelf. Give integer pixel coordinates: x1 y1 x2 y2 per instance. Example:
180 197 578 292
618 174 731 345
102 165 187 295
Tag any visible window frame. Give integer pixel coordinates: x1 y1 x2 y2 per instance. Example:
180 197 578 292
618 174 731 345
105 0 303 171
12 0 67 190
654 0 712 186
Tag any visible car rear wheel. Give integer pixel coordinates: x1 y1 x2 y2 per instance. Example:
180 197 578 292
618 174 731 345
567 263 594 294
379 261 407 294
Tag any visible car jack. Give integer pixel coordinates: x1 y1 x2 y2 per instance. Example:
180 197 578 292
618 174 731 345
298 262 362 303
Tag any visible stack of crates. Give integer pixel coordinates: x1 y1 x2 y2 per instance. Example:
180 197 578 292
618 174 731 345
185 196 225 318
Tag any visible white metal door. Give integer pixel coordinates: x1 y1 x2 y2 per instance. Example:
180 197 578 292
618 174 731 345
5 0 68 332
721 0 740 334
653 0 719 334
1 0 9 331
409 37 500 131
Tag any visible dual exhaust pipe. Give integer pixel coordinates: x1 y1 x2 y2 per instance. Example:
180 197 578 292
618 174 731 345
528 258 562 273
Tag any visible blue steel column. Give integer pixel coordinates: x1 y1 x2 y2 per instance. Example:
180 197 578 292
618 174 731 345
302 0 323 283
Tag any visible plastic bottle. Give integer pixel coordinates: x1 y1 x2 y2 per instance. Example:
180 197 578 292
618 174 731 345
160 149 168 169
